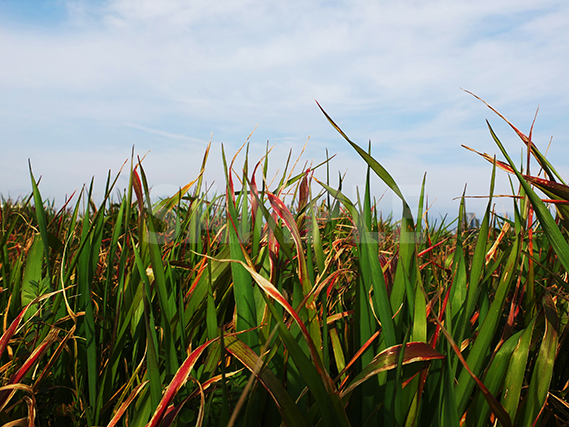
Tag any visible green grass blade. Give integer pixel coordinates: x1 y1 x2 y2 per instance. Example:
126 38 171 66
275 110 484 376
223 253 349 427
136 165 179 376
487 121 569 280
464 160 495 327
28 162 52 282
264 295 349 427
472 330 523 427
131 236 162 413
315 180 397 346
435 315 512 427
20 235 44 316
316 101 411 211
455 235 520 416
501 319 535 422
222 146 258 350
224 335 310 427
75 181 101 424
521 293 558 426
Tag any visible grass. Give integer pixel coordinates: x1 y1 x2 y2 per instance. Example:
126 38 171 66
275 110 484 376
0 94 568 426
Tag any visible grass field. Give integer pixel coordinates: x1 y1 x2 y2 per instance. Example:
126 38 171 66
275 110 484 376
0 97 568 426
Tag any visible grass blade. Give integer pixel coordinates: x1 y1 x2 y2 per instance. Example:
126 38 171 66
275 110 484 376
147 337 218 427
223 335 310 427
487 121 569 279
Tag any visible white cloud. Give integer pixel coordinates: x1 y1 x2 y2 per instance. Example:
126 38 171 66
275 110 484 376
1 0 568 217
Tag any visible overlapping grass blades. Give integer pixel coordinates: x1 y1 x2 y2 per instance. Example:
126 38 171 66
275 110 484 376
316 98 568 426
0 95 567 425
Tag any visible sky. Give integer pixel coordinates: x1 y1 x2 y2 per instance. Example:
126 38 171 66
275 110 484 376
1 0 569 219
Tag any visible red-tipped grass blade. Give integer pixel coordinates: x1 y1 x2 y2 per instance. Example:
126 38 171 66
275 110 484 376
132 168 144 215
107 381 149 427
147 337 217 427
0 302 33 361
0 329 59 412
341 342 444 397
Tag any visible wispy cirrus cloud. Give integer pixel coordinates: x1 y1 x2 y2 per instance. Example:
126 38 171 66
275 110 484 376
125 123 210 145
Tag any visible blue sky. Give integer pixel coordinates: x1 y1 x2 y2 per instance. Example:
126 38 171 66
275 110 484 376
1 0 569 218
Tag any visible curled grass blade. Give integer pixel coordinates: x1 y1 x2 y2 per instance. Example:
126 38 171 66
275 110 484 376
147 337 218 427
341 342 444 397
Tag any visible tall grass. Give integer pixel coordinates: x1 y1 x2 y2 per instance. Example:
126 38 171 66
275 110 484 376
0 95 568 426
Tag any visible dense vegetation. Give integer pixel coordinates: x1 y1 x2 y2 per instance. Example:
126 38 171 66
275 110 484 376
1 96 568 426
